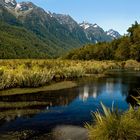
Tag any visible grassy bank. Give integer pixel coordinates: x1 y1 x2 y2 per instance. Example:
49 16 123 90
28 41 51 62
0 81 77 96
0 59 140 91
86 105 140 140
86 90 140 140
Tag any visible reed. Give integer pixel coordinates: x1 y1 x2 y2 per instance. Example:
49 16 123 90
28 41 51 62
0 59 139 90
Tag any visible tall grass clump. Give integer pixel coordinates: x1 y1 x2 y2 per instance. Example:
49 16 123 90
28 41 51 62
17 69 53 88
124 60 140 71
86 102 140 140
0 67 17 90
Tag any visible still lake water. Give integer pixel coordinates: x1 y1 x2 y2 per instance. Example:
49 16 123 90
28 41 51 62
0 70 140 138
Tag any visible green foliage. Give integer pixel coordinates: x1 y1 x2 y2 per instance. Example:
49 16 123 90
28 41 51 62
64 22 140 61
86 103 140 140
0 5 89 58
127 21 139 38
0 6 21 26
0 22 50 58
114 36 130 60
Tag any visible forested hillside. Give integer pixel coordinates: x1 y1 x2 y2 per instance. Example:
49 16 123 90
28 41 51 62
0 0 120 59
64 22 140 61
0 1 87 58
0 22 51 58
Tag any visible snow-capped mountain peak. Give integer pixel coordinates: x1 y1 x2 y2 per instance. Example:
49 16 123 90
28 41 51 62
93 23 99 28
5 0 16 5
15 2 34 11
106 29 121 39
79 22 100 30
79 21 92 29
15 3 21 9
4 0 17 8
2 0 35 12
81 23 90 29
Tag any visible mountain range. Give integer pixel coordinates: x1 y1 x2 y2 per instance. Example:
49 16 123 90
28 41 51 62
0 0 121 58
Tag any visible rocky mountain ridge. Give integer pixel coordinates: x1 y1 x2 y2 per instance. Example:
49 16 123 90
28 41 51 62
0 0 121 58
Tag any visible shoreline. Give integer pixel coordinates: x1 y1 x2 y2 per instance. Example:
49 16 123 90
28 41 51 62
0 59 140 96
0 70 140 96
0 73 104 96
0 81 78 96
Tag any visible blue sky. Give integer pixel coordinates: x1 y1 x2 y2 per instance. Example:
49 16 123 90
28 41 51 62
17 0 140 34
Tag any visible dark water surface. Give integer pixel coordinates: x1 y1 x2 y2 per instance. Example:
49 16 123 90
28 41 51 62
0 70 140 139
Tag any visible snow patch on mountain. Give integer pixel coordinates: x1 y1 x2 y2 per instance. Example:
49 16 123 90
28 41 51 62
79 22 91 29
15 3 21 9
83 24 90 29
106 29 121 39
93 24 99 28
46 10 53 17
5 0 16 5
79 22 100 30
15 2 34 11
4 0 17 8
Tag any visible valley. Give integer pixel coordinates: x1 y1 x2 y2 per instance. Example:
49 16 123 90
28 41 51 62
0 0 121 58
0 0 140 140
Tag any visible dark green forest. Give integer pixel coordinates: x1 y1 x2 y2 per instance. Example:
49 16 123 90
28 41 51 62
0 22 52 58
0 16 140 60
64 22 140 61
0 1 140 60
0 5 86 58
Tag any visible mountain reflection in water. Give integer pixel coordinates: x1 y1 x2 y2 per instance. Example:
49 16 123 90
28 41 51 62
0 70 140 139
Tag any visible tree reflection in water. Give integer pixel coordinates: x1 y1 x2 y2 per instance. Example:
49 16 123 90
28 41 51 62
0 70 140 139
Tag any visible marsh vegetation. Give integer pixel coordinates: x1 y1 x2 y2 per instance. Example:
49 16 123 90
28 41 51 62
0 70 140 139
86 90 140 140
0 59 140 91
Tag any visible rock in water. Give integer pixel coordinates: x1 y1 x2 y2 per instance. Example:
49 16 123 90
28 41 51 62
53 125 88 140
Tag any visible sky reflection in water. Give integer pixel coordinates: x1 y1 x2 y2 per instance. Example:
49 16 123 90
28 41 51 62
0 71 140 135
